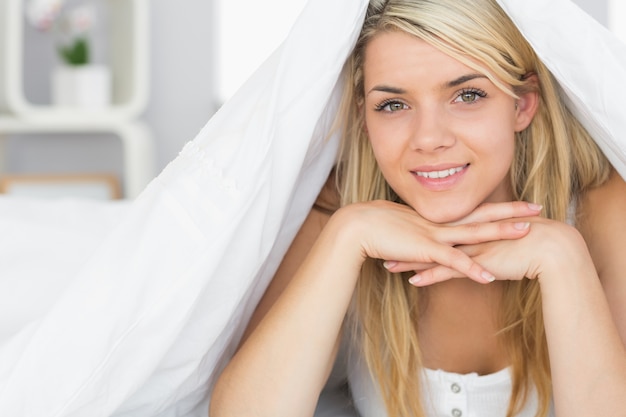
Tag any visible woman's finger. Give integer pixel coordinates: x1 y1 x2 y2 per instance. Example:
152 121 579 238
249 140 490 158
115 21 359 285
408 264 476 286
382 260 436 272
424 244 496 284
440 219 531 246
450 201 542 225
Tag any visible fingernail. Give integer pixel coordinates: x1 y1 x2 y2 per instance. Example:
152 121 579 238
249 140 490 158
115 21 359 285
481 271 496 283
528 203 543 211
514 222 530 230
383 261 397 269
408 274 422 285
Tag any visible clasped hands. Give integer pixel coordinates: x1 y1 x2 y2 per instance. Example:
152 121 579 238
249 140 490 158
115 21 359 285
336 199 587 286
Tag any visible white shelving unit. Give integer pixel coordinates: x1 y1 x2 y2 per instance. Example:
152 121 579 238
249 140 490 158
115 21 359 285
0 0 154 198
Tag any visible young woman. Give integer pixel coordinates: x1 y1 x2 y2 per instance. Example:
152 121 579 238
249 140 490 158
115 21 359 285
210 0 626 416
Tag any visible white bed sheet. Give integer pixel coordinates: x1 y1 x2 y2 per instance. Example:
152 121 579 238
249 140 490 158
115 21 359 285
0 196 129 341
0 1 367 415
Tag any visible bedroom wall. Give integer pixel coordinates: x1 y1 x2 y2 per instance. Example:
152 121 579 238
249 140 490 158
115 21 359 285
143 0 217 171
575 0 608 24
3 0 612 197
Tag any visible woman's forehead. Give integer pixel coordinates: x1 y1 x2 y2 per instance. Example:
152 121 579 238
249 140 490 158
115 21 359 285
364 32 476 84
362 30 508 95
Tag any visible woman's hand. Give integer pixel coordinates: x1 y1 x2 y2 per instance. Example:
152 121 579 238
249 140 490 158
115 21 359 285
338 199 543 284
395 217 590 286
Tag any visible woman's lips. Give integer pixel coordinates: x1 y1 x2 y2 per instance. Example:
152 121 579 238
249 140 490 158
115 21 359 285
413 164 468 179
411 163 469 190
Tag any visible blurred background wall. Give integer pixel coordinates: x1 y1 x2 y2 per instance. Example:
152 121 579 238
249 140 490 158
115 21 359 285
0 0 614 198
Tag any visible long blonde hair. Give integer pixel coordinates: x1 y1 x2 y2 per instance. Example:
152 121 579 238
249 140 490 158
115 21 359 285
336 1 610 416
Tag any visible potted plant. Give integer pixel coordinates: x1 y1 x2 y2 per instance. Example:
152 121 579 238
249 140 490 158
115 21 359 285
26 0 111 109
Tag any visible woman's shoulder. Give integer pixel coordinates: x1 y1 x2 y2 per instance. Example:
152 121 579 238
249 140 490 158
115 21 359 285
312 168 341 216
577 167 626 279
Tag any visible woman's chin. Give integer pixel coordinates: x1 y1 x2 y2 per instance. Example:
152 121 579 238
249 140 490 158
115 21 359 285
413 205 474 225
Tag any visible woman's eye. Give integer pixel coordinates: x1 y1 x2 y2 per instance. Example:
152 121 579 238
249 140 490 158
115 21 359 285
376 101 407 112
454 89 487 104
460 92 478 102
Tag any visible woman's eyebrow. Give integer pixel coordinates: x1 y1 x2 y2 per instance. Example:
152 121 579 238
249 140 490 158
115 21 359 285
366 73 487 96
445 73 487 88
367 85 407 96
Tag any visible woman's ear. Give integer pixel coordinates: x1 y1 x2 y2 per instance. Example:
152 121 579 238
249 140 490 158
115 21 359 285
514 74 540 132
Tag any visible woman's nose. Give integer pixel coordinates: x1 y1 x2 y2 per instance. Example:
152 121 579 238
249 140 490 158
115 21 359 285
409 108 455 152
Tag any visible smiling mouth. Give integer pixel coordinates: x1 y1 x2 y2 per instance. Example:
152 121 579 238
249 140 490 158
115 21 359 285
414 164 469 179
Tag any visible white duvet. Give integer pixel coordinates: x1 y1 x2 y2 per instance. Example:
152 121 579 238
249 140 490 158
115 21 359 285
0 1 624 416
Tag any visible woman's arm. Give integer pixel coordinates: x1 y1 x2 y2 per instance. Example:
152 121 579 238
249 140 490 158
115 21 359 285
210 206 367 417
577 168 626 344
541 167 626 416
210 176 345 417
533 222 626 416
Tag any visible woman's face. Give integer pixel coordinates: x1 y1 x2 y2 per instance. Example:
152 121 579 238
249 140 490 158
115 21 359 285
363 31 536 223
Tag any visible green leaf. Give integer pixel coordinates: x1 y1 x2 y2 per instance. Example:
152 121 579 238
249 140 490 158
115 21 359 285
58 37 90 66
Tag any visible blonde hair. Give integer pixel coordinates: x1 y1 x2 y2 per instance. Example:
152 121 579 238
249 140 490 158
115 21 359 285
336 0 610 416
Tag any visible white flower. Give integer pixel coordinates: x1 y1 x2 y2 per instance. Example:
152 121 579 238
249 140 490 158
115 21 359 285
64 5 95 35
25 0 65 31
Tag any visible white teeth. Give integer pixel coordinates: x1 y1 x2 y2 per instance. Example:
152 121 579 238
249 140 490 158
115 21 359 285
416 166 464 179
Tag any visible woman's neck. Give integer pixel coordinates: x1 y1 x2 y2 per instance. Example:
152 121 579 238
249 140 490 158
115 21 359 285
417 280 509 375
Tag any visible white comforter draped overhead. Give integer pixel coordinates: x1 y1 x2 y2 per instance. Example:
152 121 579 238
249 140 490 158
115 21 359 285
0 0 624 416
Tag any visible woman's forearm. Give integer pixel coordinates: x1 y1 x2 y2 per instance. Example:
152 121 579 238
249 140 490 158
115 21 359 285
210 209 365 417
538 232 626 416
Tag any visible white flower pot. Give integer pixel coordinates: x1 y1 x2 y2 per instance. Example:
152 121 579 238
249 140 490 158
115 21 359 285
51 64 112 108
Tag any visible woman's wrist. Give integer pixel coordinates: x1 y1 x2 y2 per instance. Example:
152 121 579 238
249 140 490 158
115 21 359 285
534 224 594 284
322 204 372 269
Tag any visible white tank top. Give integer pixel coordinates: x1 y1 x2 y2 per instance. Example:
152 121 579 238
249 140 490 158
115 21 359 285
347 347 555 417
